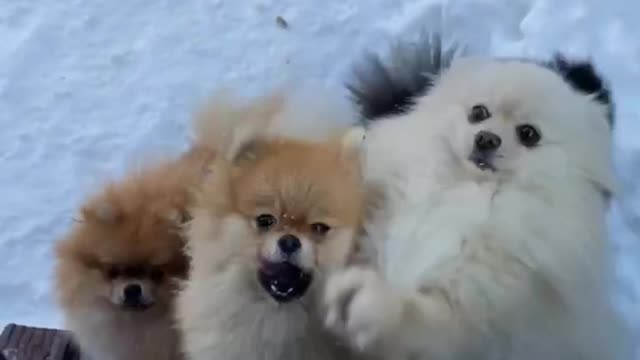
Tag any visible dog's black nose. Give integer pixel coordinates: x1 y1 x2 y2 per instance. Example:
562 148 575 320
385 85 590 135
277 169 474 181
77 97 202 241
278 234 301 255
474 131 502 152
123 284 142 303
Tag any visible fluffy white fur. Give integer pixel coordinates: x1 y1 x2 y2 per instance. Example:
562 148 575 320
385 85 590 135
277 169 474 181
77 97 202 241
324 57 633 359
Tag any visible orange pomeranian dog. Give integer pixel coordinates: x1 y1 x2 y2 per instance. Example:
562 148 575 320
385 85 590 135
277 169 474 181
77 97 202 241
175 91 367 360
54 146 215 360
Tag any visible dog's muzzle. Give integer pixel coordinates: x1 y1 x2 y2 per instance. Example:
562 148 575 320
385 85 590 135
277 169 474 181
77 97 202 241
120 283 154 311
469 131 501 172
468 150 496 172
258 234 312 302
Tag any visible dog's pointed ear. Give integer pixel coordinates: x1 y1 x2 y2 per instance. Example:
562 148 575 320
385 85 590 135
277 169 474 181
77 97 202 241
339 126 366 160
547 53 614 127
225 132 267 165
225 92 285 164
194 90 284 165
81 200 122 224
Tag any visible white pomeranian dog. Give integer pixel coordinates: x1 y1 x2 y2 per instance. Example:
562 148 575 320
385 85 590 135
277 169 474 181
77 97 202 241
323 35 634 360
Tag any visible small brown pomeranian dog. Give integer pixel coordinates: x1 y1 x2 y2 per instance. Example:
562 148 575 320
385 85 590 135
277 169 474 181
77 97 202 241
175 90 367 360
55 146 215 360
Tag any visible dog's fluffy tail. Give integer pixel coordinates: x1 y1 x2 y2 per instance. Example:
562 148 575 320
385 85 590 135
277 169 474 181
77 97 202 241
347 32 462 122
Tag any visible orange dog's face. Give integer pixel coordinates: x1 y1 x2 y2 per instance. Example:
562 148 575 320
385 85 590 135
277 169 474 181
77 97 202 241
195 129 365 303
239 140 363 302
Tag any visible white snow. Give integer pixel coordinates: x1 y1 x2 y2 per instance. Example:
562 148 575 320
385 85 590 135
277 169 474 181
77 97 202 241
0 0 638 350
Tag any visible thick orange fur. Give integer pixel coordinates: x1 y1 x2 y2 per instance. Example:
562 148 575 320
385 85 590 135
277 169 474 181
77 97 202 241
55 146 215 360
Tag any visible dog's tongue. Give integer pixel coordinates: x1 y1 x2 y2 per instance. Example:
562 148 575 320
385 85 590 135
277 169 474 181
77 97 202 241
258 261 312 303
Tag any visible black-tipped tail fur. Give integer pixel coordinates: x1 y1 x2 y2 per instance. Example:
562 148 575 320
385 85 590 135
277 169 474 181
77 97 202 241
347 33 462 123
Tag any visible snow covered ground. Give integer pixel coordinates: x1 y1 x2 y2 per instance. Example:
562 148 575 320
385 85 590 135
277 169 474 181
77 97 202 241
0 0 638 348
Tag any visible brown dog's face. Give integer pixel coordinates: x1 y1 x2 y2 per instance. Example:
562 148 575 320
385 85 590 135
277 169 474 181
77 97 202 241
96 256 187 312
55 147 215 321
56 195 190 314
212 135 364 303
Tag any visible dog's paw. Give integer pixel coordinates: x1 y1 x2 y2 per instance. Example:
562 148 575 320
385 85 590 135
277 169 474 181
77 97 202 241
324 267 403 352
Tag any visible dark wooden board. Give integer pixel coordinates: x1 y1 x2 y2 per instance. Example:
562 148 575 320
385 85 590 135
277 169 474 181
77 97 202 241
0 324 84 360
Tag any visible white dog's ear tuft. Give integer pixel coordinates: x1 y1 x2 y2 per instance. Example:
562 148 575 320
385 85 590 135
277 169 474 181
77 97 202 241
337 126 366 166
546 53 614 127
341 126 366 152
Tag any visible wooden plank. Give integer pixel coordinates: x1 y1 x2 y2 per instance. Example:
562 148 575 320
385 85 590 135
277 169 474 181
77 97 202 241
0 324 83 360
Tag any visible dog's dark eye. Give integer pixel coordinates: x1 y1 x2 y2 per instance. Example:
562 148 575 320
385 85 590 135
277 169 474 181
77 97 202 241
255 214 277 230
150 268 165 282
468 104 491 123
516 124 541 147
106 266 120 279
310 222 331 235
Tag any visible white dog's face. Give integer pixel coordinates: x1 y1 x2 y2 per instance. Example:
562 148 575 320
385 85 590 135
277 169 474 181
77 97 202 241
428 58 613 188
449 101 539 176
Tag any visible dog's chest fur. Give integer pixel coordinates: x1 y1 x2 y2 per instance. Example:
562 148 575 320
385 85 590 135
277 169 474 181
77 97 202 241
373 175 559 289
198 298 354 360
66 306 180 360
377 180 492 284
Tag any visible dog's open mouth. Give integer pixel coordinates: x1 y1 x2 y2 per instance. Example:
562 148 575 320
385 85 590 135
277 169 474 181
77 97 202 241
468 151 496 172
258 260 312 303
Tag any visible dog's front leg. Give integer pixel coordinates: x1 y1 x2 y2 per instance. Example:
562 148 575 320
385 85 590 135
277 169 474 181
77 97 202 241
323 266 468 359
